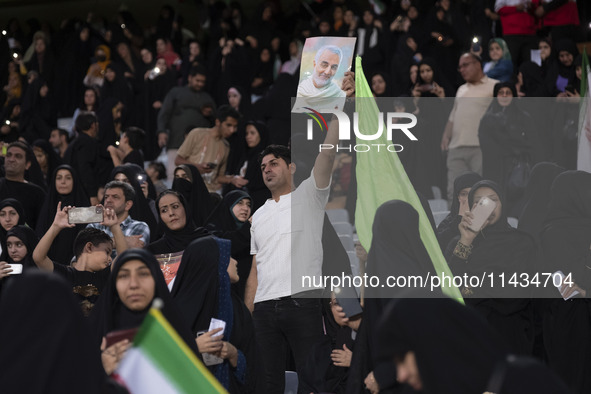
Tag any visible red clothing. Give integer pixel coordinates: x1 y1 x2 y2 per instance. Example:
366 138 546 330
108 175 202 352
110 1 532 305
496 1 541 36
543 1 579 27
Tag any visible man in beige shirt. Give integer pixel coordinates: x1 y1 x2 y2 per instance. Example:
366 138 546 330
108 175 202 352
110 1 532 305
175 105 246 193
441 53 498 201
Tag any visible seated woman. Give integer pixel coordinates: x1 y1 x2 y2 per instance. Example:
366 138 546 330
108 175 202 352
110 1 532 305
437 172 482 251
36 165 89 265
206 190 253 299
446 180 535 355
90 248 199 375
170 236 256 393
0 198 26 261
483 38 513 83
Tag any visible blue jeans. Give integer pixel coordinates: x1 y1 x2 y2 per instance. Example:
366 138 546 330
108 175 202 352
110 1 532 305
253 297 323 393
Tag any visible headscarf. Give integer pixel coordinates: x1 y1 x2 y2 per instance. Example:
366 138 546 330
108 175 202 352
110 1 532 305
89 248 199 355
518 162 565 246
148 191 209 255
489 38 512 62
366 200 436 299
493 81 518 99
36 165 89 264
0 271 104 394
110 164 158 237
375 295 508 394
416 57 452 97
6 225 39 269
460 180 535 299
370 71 393 97
0 198 26 261
32 138 62 180
437 172 482 250
172 164 214 227
86 44 111 77
206 190 251 232
234 121 270 210
169 236 221 336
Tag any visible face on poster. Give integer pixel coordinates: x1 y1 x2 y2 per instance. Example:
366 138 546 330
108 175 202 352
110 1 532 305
296 36 356 99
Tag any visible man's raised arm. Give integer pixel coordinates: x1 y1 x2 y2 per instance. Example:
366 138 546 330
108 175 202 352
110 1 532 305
314 71 355 189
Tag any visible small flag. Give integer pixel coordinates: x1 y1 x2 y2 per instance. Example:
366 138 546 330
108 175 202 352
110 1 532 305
114 307 227 394
353 56 463 302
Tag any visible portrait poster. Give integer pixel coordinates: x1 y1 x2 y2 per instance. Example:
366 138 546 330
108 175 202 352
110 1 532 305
293 36 356 112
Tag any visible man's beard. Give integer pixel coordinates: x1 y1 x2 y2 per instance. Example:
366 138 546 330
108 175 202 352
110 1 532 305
313 73 332 88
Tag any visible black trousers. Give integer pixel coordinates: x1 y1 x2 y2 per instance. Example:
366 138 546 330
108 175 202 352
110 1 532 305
253 297 323 394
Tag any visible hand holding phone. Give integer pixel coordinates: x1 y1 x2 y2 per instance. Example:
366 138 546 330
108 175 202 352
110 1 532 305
68 206 104 224
468 196 496 232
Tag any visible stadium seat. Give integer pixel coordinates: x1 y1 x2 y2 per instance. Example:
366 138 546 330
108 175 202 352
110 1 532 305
326 209 349 224
284 371 298 394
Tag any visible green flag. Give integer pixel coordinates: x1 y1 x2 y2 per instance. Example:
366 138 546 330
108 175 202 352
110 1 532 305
115 307 227 393
354 56 463 302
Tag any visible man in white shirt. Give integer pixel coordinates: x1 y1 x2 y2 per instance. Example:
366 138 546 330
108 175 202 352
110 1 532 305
246 72 355 392
441 53 498 201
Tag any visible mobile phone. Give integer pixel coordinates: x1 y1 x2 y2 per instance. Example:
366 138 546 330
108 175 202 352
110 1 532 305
68 206 104 224
207 162 217 169
554 270 579 300
565 85 575 94
468 196 496 232
7 264 22 275
334 284 363 318
471 36 481 53
105 327 138 348
419 84 434 92
137 174 146 183
1 145 7 155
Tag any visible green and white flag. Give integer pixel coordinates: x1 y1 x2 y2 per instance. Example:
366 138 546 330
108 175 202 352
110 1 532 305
114 307 227 394
353 56 463 302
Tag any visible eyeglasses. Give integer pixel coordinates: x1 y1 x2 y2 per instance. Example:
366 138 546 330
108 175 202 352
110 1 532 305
457 61 476 71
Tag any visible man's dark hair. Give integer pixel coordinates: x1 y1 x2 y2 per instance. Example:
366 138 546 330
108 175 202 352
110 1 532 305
75 112 98 133
104 180 135 202
73 228 113 259
123 127 145 150
53 128 70 143
216 105 240 123
148 161 167 180
189 65 207 78
7 141 34 163
258 144 291 165
461 52 483 68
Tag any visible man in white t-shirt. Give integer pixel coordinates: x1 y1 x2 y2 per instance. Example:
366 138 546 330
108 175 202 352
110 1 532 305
246 72 355 392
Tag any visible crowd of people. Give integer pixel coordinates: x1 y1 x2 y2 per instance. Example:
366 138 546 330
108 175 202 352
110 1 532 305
0 0 590 393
